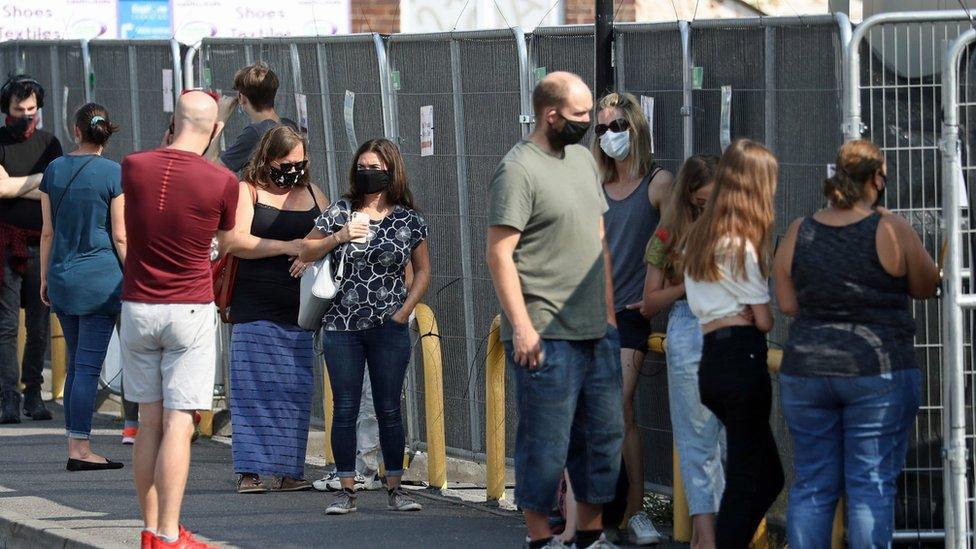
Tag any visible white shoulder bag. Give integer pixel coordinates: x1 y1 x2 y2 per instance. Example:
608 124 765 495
297 247 346 330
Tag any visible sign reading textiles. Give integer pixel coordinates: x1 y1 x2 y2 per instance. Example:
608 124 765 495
0 0 117 41
172 0 350 43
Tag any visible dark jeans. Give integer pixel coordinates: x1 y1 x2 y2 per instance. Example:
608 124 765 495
58 314 116 439
322 320 411 478
506 326 625 514
0 243 50 395
699 326 784 549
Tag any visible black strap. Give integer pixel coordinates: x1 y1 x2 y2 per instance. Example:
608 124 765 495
52 157 97 227
306 184 319 211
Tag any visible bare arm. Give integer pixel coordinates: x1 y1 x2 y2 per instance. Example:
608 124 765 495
647 169 674 212
750 303 774 333
39 192 53 306
110 194 127 265
392 241 431 323
772 218 802 317
599 217 617 327
224 182 302 259
895 216 940 299
640 265 685 318
487 225 542 369
0 171 44 199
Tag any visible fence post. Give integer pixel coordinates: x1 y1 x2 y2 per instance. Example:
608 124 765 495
512 26 532 137
80 39 92 103
314 43 340 201
170 39 183 95
127 44 142 152
679 21 693 160
485 315 506 503
415 303 447 490
373 33 398 142
183 42 200 90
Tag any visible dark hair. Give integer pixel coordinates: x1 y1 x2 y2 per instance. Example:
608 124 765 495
233 62 278 112
241 125 310 189
346 139 414 210
74 103 118 146
824 139 885 209
1 74 44 114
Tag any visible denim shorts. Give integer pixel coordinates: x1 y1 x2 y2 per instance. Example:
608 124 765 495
505 325 625 513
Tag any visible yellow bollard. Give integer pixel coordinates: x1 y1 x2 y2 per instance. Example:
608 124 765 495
49 314 66 400
749 519 770 549
767 348 783 375
485 315 506 502
831 499 845 548
414 303 447 489
322 359 335 465
16 310 25 391
197 410 214 437
672 444 692 542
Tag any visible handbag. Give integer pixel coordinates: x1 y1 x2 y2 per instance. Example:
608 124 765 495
213 183 257 323
297 245 346 330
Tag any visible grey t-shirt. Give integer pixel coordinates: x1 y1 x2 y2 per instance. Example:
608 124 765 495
220 117 297 173
488 140 609 342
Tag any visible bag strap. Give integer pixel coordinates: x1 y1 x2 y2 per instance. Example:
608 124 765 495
52 157 98 228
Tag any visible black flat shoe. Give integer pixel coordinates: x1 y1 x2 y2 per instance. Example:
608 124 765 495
66 458 125 471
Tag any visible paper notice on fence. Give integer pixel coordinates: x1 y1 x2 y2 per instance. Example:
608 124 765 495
720 85 732 152
295 93 309 137
343 90 357 152
420 105 434 157
641 96 654 154
959 165 970 209
826 164 836 178
162 69 174 113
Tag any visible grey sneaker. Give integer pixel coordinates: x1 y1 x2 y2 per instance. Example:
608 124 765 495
387 487 422 511
325 489 357 515
627 512 662 545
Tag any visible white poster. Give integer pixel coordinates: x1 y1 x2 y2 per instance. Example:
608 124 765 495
640 95 654 155
720 85 732 152
343 90 357 152
400 0 561 33
295 93 309 137
0 1 117 41
162 69 174 113
420 105 434 157
172 0 350 44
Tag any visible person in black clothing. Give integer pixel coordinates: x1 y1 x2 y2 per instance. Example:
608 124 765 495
0 74 63 424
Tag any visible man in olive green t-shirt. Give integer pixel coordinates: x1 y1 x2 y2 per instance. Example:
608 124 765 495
486 71 624 549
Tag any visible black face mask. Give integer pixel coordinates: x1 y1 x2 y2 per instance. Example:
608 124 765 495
546 116 590 149
268 160 307 188
355 169 391 195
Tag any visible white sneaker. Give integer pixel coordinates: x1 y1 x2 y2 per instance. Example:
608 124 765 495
627 512 662 545
313 472 382 492
355 472 383 491
313 471 340 492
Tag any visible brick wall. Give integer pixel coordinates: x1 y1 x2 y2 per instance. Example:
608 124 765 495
350 0 400 34
565 0 637 24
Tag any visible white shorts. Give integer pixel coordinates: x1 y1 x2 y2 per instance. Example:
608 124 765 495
120 301 217 411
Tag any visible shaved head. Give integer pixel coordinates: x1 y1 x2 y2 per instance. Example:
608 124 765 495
532 71 591 119
174 91 218 136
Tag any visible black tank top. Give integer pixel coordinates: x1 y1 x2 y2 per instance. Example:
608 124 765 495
781 212 917 377
230 186 321 326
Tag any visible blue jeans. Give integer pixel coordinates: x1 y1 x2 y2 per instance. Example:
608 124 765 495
780 369 921 549
506 326 624 513
321 319 411 478
58 313 116 439
666 301 725 516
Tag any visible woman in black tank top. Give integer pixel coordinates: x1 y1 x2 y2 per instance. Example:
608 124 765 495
222 126 328 494
772 140 939 548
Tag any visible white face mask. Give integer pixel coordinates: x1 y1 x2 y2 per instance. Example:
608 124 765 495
599 129 631 160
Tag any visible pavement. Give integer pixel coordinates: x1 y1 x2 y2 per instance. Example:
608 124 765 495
0 404 687 549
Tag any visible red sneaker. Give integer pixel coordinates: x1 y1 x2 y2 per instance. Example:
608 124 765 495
150 526 220 549
122 426 138 445
141 530 155 549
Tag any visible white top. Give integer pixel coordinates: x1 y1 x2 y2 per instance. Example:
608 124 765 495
685 236 770 325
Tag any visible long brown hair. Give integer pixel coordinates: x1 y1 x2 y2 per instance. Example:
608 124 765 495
346 138 414 210
241 125 310 189
824 139 885 209
660 155 719 274
683 139 778 282
591 92 654 183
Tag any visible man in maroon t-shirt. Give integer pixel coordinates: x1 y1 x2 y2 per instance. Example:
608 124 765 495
120 91 237 549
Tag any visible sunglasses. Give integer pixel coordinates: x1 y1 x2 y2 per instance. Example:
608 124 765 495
595 118 630 137
273 160 308 172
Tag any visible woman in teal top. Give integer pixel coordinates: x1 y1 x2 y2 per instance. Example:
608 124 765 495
39 103 126 471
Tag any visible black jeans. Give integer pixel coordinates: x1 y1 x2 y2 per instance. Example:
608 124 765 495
699 326 784 549
0 242 50 395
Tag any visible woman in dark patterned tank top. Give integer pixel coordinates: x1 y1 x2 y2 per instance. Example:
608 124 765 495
772 140 939 548
300 138 430 515
589 91 671 545
223 126 327 494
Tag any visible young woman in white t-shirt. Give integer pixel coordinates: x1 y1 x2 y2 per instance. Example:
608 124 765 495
682 139 784 548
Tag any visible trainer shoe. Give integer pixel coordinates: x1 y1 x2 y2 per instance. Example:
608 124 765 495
236 473 267 494
151 525 219 549
325 489 358 515
524 537 569 548
0 391 20 424
141 529 154 549
387 486 422 512
22 388 52 421
356 472 383 491
122 426 138 445
576 534 619 549
627 512 662 545
313 471 340 492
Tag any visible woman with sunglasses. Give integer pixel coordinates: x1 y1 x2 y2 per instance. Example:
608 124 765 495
590 92 671 545
773 140 938 547
223 125 327 493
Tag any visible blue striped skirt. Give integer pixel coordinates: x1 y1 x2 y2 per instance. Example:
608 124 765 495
230 320 314 478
